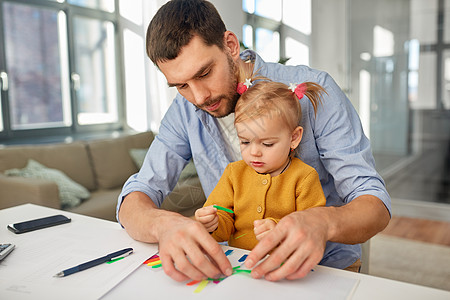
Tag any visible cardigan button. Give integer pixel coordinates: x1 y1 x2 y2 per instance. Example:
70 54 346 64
257 206 262 213
261 179 268 185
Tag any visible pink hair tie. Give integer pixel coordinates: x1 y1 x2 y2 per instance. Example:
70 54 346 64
290 82 307 99
237 82 247 95
237 78 252 95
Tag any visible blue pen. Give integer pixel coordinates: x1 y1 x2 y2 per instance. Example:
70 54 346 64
54 248 133 277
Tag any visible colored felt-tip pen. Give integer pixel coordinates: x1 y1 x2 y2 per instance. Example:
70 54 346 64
213 205 234 214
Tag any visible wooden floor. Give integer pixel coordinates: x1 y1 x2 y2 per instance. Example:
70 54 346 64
380 216 450 247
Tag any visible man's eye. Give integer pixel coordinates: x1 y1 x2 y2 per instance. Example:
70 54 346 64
263 143 274 147
240 141 249 145
178 84 188 90
199 71 210 78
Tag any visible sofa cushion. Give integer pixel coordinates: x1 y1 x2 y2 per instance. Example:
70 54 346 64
0 173 60 210
5 159 90 209
67 189 120 222
129 148 198 181
87 131 154 189
0 141 96 191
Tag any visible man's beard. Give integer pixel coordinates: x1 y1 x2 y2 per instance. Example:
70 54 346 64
196 55 240 118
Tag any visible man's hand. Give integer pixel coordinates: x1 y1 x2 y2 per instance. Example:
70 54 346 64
119 192 233 282
195 205 219 232
254 219 276 240
244 195 390 282
245 209 328 281
157 214 232 282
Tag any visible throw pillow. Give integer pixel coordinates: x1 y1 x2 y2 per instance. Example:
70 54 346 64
5 159 90 209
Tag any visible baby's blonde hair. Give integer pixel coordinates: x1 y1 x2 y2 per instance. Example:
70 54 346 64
235 80 326 131
234 61 326 130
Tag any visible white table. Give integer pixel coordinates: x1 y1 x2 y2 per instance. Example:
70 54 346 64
1 204 449 300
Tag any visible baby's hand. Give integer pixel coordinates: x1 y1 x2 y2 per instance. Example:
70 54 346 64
195 205 219 232
254 219 276 241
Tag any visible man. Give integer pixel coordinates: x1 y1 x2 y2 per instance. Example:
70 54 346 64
118 0 391 282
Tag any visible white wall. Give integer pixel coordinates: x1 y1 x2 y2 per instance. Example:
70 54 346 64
210 0 245 41
311 0 349 96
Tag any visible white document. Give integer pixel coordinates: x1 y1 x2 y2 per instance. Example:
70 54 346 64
0 204 158 300
104 245 359 300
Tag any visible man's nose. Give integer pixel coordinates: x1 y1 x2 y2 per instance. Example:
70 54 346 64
190 82 210 106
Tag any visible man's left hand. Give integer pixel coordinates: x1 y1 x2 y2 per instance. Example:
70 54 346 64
245 209 328 281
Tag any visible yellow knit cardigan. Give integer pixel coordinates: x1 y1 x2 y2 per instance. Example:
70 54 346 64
203 158 326 250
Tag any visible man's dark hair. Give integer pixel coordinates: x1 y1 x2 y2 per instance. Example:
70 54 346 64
146 0 227 65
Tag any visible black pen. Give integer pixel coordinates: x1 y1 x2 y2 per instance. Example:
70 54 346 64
54 248 134 277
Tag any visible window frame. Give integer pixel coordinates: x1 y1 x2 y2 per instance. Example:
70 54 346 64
242 0 311 65
0 0 124 142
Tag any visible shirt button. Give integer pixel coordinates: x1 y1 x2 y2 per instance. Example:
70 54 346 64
261 179 268 185
257 206 262 213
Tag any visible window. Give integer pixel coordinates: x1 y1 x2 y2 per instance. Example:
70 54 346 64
3 3 70 130
242 0 311 65
0 0 122 141
72 16 118 125
255 28 280 63
69 0 114 12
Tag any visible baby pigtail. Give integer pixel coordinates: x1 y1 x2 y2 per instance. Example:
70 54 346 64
291 82 327 116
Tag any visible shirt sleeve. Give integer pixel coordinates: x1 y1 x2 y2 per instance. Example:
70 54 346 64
313 72 391 213
116 98 192 224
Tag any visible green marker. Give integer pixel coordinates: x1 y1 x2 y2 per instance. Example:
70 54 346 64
106 257 124 264
234 269 251 274
234 233 247 240
213 205 234 214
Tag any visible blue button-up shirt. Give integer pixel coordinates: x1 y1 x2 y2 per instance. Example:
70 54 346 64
118 50 391 269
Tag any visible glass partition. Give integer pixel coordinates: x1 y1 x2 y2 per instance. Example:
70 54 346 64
349 0 450 204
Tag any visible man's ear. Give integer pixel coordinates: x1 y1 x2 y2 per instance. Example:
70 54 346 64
224 31 240 59
291 126 303 149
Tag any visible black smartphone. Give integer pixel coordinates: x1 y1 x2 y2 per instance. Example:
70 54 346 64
7 214 71 234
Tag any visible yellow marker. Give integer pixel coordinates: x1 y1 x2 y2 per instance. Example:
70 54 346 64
147 260 162 266
193 280 209 293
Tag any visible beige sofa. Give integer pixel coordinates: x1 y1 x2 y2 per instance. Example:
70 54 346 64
0 131 206 221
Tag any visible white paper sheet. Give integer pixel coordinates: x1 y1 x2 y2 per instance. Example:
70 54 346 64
0 205 158 300
104 245 359 300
